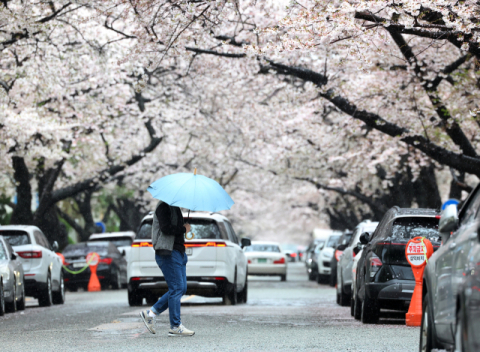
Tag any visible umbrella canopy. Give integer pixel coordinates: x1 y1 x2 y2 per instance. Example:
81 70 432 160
147 170 234 212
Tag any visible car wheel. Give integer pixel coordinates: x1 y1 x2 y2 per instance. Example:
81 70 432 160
53 272 65 304
0 279 5 316
339 279 350 307
419 293 437 352
224 272 237 306
242 280 248 303
280 274 287 282
128 289 143 306
17 279 25 311
38 273 53 307
5 282 16 313
354 292 362 320
316 274 327 284
350 292 355 316
361 294 379 324
146 294 158 306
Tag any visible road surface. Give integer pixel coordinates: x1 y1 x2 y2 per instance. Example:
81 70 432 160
1 263 419 351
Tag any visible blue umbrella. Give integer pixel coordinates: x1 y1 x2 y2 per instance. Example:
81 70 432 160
147 169 234 212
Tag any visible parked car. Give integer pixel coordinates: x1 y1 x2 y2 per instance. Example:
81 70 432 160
0 236 25 315
420 184 480 352
245 241 287 281
352 207 441 324
337 221 379 306
315 234 341 284
62 241 127 291
351 247 363 318
88 231 135 261
280 244 300 262
305 240 325 281
329 230 353 287
0 225 64 306
128 211 251 306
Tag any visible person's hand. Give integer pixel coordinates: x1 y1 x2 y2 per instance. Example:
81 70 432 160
184 223 191 234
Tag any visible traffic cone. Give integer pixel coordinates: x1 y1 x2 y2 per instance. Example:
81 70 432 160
86 252 101 292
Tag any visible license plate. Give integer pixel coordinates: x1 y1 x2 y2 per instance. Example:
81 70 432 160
258 258 267 263
73 262 86 268
186 248 193 256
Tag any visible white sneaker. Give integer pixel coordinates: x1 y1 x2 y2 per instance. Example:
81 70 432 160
139 310 156 334
168 324 195 337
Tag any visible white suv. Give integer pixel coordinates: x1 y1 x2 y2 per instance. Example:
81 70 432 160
315 233 341 283
0 225 65 306
127 212 251 306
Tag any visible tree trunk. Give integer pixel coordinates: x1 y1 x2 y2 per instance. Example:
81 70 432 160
10 156 33 225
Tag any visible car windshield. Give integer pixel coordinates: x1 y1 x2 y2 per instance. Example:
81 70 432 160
0 230 31 246
62 244 109 257
391 217 440 241
326 235 340 248
0 242 7 260
187 219 222 240
245 244 281 252
90 237 132 247
136 221 152 240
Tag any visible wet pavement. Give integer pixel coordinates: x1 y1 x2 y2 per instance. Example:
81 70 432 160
1 263 419 351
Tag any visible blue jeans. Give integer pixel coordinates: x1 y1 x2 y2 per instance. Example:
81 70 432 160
151 250 187 328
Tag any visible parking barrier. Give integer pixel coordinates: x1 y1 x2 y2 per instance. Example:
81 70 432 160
86 252 101 292
405 236 433 326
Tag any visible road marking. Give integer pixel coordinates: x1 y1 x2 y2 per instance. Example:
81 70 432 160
181 295 196 303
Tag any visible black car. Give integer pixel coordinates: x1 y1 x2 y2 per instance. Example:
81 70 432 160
62 242 127 291
329 230 353 287
352 207 441 324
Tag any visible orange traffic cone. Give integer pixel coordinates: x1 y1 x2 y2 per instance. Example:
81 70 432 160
405 237 433 326
86 252 101 292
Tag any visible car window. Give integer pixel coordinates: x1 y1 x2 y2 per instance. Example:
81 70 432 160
0 230 31 246
390 217 440 242
348 229 360 246
136 221 152 240
36 231 51 250
461 188 480 225
224 221 239 244
326 236 340 248
0 241 7 260
314 243 324 253
63 243 109 257
245 244 281 252
187 219 224 240
90 237 133 248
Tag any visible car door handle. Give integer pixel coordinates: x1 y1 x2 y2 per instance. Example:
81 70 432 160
449 243 457 250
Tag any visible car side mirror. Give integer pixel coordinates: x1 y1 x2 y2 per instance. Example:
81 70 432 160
241 238 251 248
337 243 347 251
353 245 361 255
121 250 126 256
11 252 17 260
52 241 59 252
359 232 370 245
439 205 458 243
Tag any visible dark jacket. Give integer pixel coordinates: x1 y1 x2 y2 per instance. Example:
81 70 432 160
152 201 186 255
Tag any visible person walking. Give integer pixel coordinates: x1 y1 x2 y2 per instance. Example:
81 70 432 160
139 200 195 336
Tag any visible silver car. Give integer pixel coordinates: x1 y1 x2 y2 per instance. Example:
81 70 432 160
0 236 25 315
336 220 378 306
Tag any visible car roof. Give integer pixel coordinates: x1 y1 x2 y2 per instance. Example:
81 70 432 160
0 225 40 233
89 232 135 239
394 208 440 216
141 211 230 223
251 241 281 246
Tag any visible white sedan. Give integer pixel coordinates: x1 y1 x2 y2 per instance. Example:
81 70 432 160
245 241 287 281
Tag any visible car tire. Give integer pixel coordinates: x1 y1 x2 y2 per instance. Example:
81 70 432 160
146 294 158 306
354 292 362 320
128 289 143 306
308 272 316 281
316 274 327 284
224 272 238 306
280 274 287 282
0 279 5 316
238 279 248 304
17 280 25 311
38 273 53 307
419 293 437 352
338 279 350 307
52 272 65 305
5 282 16 313
350 292 355 316
361 294 379 324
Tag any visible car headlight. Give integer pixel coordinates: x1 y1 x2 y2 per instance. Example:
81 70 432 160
0 266 9 281
307 258 312 264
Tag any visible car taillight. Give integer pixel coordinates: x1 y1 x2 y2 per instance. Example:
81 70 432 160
290 253 297 258
17 251 42 259
274 257 285 264
99 257 112 265
352 251 356 258
369 255 382 279
132 242 153 247
184 242 226 247
335 250 343 262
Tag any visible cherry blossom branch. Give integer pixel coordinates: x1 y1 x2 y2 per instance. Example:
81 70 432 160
185 46 246 58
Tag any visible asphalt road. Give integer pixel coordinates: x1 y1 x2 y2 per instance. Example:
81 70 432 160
1 263 420 351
